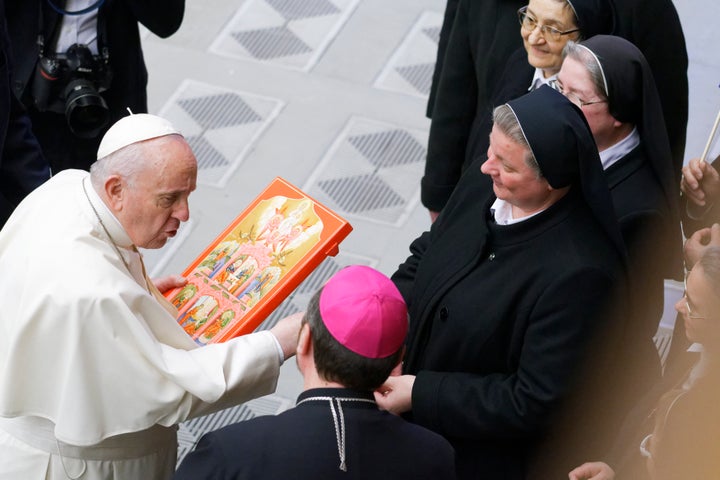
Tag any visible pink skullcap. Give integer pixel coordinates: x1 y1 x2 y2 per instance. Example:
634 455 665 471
319 265 408 359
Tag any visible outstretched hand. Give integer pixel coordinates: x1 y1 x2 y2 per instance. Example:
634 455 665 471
568 461 615 480
269 311 305 360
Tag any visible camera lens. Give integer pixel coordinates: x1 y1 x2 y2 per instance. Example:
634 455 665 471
63 78 110 138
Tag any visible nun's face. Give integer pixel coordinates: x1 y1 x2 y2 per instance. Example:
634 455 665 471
557 57 618 151
675 265 720 348
522 0 579 77
481 125 552 216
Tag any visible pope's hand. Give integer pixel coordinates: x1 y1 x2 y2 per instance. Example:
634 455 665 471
152 275 187 293
269 312 304 360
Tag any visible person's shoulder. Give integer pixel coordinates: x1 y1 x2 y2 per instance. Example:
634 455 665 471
392 419 457 474
545 204 623 274
407 423 455 450
382 410 454 449
610 160 667 216
502 48 532 78
21 169 85 196
205 412 287 445
490 48 533 101
54 169 88 180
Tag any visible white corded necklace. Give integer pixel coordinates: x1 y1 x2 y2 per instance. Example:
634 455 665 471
81 177 134 277
295 395 376 472
81 178 176 315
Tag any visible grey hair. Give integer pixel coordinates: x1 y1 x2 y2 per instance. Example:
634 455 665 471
698 247 720 301
492 104 541 178
89 141 147 190
562 41 608 99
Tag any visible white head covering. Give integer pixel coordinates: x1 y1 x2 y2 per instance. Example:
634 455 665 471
97 114 182 160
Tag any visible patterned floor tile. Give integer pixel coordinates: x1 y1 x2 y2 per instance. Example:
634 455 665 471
210 0 360 71
374 10 443 98
303 117 426 226
158 80 284 188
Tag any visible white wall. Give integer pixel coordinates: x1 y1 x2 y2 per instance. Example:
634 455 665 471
674 0 720 164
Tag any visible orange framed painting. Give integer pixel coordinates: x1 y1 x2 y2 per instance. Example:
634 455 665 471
164 177 352 344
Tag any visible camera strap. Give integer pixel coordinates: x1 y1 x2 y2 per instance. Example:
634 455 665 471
37 0 109 61
45 0 106 16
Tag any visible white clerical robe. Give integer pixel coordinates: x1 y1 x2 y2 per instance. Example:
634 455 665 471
0 170 281 479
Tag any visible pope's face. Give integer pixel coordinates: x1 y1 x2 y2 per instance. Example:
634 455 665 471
118 136 197 249
522 0 579 77
481 125 551 216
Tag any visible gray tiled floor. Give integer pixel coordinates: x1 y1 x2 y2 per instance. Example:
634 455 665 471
136 0 720 462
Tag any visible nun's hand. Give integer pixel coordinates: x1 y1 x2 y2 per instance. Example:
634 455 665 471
568 462 615 480
684 224 720 268
681 158 720 207
374 374 414 415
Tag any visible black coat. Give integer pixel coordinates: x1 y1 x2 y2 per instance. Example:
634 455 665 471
5 0 184 171
426 0 459 119
0 0 49 228
607 144 675 343
173 388 457 480
429 122 673 361
421 0 526 211
393 160 626 479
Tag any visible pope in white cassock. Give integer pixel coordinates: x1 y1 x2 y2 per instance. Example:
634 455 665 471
0 114 302 479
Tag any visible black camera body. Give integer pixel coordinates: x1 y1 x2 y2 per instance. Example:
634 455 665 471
32 43 113 138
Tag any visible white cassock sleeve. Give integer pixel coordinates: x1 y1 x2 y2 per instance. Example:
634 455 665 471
0 270 281 446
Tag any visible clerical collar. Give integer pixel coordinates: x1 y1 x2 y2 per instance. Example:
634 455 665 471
599 126 640 171
490 197 546 225
82 176 133 249
528 68 557 91
296 388 375 404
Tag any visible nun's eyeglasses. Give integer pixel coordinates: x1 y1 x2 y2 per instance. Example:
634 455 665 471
517 6 580 42
549 79 607 108
683 275 707 320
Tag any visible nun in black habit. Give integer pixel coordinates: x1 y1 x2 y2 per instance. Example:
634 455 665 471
377 86 629 480
556 35 684 384
422 0 615 216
